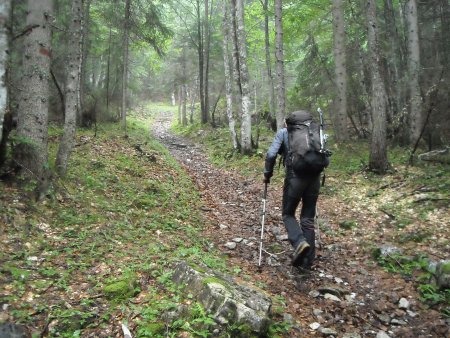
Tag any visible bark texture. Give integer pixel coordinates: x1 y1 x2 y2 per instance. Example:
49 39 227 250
235 0 252 154
222 1 238 150
274 0 285 130
0 0 10 145
121 0 131 133
332 0 348 141
14 0 53 180
262 0 275 121
367 0 388 173
406 0 422 144
56 0 83 176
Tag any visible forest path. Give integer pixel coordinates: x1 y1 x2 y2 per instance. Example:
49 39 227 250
150 111 447 337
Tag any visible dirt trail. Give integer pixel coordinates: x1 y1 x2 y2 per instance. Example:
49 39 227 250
150 111 448 338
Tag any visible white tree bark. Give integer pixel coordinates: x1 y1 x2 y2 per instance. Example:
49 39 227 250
56 0 83 176
274 0 285 130
0 0 10 145
406 0 422 144
15 0 53 180
235 0 252 154
367 0 388 173
332 0 348 141
222 1 238 150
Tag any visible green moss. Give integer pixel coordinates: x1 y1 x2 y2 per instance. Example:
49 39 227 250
138 322 166 336
440 262 450 274
338 220 358 230
103 274 139 301
202 276 228 288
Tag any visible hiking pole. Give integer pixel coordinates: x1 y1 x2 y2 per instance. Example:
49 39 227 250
258 183 268 267
315 205 322 250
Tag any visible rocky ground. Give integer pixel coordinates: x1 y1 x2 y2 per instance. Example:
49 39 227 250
150 111 449 338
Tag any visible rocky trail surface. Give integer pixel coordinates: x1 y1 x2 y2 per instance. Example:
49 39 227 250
150 111 448 338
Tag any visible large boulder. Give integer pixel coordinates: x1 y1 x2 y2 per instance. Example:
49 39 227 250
172 261 272 335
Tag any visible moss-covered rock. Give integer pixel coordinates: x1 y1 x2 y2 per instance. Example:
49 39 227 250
103 273 140 301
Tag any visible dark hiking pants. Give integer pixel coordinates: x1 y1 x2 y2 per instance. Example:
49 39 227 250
282 174 320 266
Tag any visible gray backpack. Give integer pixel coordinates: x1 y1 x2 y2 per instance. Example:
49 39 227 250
286 111 330 175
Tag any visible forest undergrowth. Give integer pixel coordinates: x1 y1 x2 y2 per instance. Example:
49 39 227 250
0 105 244 337
0 103 449 337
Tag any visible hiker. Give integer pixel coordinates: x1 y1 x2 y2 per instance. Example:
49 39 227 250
263 110 329 271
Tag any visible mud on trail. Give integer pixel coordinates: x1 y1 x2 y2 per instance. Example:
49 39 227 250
151 111 448 338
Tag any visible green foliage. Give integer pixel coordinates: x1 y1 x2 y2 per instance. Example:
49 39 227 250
338 219 358 230
103 271 140 301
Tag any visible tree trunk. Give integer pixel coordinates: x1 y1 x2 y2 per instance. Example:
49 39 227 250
106 26 112 114
235 0 252 154
181 46 188 127
121 0 131 134
383 0 403 125
406 0 422 144
274 0 285 130
204 0 211 124
222 1 238 150
367 0 389 173
230 0 242 103
196 0 206 124
262 0 275 123
14 0 53 183
79 0 91 124
0 0 10 145
56 0 83 176
332 0 348 141
177 85 181 125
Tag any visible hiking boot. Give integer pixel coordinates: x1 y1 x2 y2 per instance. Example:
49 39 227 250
291 241 310 267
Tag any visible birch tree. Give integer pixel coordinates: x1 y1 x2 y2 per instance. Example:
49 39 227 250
14 0 53 183
405 0 422 144
274 0 285 130
332 0 348 141
0 0 10 145
235 0 252 154
367 0 388 173
222 1 238 150
55 0 83 176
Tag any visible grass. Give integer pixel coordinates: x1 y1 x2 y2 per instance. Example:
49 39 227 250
2 104 280 337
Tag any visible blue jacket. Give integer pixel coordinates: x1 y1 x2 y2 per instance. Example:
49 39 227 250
264 128 294 178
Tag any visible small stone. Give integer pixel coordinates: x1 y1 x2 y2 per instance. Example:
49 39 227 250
324 293 341 302
270 227 282 236
232 238 243 243
283 313 294 324
320 327 338 336
309 322 321 330
334 277 344 284
342 333 361 338
313 309 323 317
398 298 410 310
276 235 289 241
376 331 391 338
391 318 407 325
375 313 391 324
406 310 418 317
309 290 320 298
224 242 237 249
219 224 228 230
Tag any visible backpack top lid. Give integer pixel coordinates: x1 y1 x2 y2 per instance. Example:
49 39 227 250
285 110 312 125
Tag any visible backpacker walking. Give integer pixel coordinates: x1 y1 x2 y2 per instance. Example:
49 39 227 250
263 110 330 270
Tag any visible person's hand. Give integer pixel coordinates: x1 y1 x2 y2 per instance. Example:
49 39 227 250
263 172 272 184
